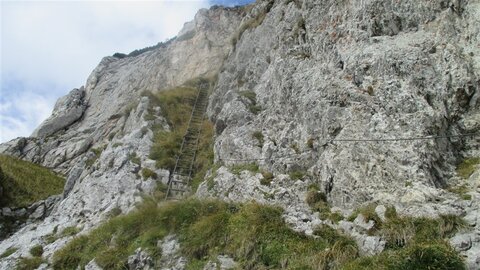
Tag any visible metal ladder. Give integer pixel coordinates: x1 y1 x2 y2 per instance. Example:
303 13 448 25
164 81 209 199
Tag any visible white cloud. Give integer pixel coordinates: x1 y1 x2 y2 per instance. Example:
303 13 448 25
0 91 54 142
1 0 214 143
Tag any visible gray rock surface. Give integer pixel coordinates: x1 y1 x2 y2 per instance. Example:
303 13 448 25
1 0 479 269
31 87 87 138
157 235 187 270
127 248 154 270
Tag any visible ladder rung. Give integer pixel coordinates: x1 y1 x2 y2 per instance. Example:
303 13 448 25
171 180 188 184
169 188 187 192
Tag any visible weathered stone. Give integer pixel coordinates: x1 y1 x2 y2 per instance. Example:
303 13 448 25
450 234 473 252
29 204 45 220
375 205 387 222
127 248 153 270
31 87 87 138
85 259 103 270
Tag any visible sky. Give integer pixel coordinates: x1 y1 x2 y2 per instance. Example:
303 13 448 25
0 0 254 143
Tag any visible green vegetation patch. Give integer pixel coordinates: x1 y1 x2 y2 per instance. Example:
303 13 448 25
343 242 465 270
456 157 480 179
239 91 262 114
0 155 65 208
16 256 44 270
0 247 17 258
252 131 264 147
141 168 158 180
343 203 467 269
148 79 215 192
29 245 43 257
230 163 259 175
306 184 343 223
52 199 357 270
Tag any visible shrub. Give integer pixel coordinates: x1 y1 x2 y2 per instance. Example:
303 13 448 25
289 170 306 180
30 245 43 257
252 131 264 147
16 257 43 270
128 152 141 166
0 155 65 208
307 138 314 149
260 171 274 186
239 91 262 114
141 168 158 180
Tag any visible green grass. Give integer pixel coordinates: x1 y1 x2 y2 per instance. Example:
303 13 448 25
342 205 467 269
230 163 259 175
29 245 43 257
51 198 467 270
16 257 44 270
260 171 274 186
0 247 17 258
141 168 158 180
447 184 471 200
252 131 264 147
148 79 215 191
0 155 65 208
456 157 480 179
60 226 81 237
306 185 343 223
343 242 465 270
289 169 306 180
52 199 358 270
239 91 262 115
86 147 103 167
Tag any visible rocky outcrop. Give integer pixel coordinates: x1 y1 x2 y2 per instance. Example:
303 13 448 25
31 87 87 138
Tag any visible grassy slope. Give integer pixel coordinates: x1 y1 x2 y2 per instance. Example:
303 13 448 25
0 155 65 208
147 79 215 191
51 198 467 270
52 199 356 270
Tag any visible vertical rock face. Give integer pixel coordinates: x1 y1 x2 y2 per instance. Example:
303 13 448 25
208 0 479 208
1 0 480 268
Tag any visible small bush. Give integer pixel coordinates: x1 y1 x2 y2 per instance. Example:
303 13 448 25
289 170 306 180
252 131 264 147
260 171 274 186
129 152 141 166
307 138 315 149
141 168 158 180
30 245 43 257
239 91 262 114
16 256 43 270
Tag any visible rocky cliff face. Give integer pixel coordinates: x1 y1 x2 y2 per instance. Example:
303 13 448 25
0 6 245 268
1 0 480 269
